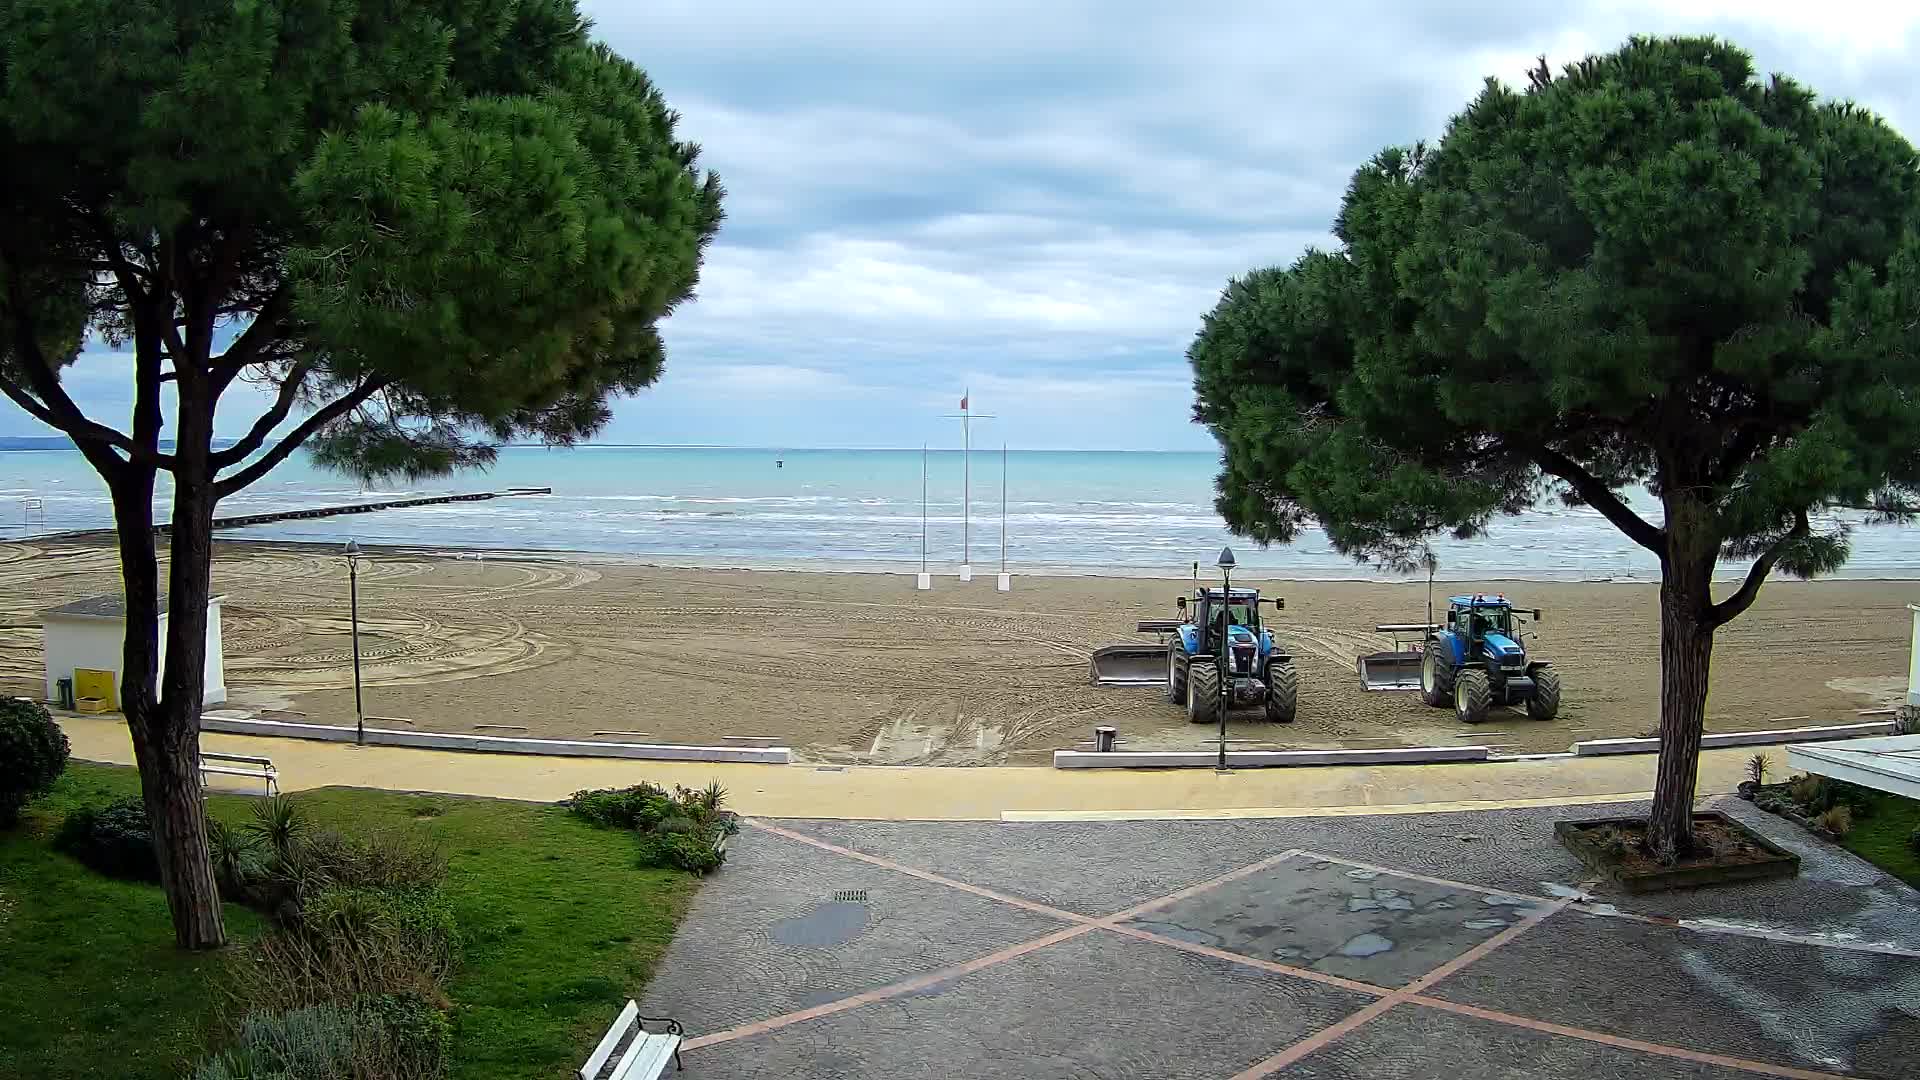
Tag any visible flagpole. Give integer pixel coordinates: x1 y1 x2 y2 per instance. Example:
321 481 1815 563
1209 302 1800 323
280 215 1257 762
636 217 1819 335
1000 442 1007 574
943 392 991 583
917 444 931 590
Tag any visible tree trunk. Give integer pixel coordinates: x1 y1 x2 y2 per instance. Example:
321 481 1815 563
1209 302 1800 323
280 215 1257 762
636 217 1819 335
1647 501 1719 860
113 390 225 950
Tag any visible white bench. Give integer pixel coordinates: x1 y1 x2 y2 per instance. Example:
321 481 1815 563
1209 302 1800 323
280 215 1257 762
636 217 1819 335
580 1000 683 1079
199 751 278 796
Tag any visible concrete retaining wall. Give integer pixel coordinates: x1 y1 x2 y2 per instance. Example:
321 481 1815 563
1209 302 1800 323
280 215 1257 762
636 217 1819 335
198 716 790 764
1052 745 1491 770
1572 720 1894 757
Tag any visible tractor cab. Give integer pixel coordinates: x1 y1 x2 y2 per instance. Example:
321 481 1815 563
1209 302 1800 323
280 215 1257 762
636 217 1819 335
1447 595 1529 668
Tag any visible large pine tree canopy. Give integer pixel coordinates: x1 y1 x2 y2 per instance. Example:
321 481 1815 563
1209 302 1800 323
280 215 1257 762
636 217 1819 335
1192 36 1920 606
0 0 723 481
0 0 723 949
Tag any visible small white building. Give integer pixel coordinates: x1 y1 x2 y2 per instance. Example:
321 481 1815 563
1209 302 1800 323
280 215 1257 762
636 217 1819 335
40 594 227 709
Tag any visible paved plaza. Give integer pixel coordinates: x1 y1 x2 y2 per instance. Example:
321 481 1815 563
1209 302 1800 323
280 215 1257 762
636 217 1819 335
642 797 1920 1079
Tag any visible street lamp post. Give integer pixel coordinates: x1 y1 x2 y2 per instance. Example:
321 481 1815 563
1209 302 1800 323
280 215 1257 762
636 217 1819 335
1216 545 1235 772
345 539 365 746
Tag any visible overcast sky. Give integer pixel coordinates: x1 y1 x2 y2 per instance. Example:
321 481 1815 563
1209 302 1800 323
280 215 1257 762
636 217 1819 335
15 1 1920 450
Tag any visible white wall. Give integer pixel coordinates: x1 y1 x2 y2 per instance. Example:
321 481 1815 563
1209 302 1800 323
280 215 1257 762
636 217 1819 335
203 601 227 705
42 618 133 704
40 599 226 707
1909 604 1919 708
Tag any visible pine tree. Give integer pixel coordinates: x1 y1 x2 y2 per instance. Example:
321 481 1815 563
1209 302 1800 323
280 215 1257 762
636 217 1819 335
0 0 723 947
1191 36 1920 858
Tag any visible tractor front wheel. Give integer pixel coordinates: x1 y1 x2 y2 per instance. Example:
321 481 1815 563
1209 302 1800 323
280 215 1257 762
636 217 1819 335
1167 650 1188 703
1420 648 1455 708
1455 668 1491 724
1187 663 1220 724
1526 668 1561 720
1265 663 1297 723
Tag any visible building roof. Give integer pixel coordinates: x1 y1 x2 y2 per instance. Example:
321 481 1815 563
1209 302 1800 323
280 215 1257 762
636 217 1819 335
1787 734 1920 800
43 594 156 619
41 594 224 620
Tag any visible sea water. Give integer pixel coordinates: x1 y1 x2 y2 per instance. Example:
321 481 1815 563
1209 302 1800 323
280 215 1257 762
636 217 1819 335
3 445 1917 581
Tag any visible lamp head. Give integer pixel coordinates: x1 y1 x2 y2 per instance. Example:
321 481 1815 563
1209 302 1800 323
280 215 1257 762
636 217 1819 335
1216 546 1236 570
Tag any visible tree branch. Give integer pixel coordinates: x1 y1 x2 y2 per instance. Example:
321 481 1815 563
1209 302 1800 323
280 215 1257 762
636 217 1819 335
1528 444 1666 554
1706 509 1809 629
208 287 292 393
209 360 314 469
1 295 172 470
212 376 389 498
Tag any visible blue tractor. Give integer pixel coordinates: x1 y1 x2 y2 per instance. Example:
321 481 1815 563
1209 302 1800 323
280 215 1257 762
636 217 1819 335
1163 587 1297 724
1419 595 1560 723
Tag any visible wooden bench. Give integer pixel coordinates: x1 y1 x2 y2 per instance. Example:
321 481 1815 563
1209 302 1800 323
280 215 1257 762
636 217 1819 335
580 1000 683 1079
199 751 278 796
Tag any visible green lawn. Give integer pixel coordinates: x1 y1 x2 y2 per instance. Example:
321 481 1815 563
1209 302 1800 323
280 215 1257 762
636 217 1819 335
0 764 701 1080
1842 788 1920 888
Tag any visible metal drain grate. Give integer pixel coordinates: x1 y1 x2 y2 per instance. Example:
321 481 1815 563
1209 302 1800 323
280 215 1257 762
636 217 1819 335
832 889 869 903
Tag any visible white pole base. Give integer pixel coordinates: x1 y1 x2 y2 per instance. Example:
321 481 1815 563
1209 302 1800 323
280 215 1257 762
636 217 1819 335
916 572 932 591
996 573 1011 592
959 564 973 582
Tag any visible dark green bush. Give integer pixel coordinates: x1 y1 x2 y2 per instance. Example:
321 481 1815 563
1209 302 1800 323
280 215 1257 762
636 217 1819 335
355 991 452 1075
563 782 675 830
1786 774 1878 817
0 698 70 826
306 885 460 977
637 829 724 875
55 797 159 881
1909 826 1920 857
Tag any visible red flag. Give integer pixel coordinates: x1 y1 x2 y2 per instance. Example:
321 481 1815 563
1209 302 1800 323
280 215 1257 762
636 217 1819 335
960 394 969 411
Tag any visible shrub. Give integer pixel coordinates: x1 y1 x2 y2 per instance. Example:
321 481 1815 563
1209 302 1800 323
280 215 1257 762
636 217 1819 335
1787 774 1825 810
231 885 460 1014
193 995 448 1080
0 698 70 827
245 805 447 922
1745 753 1771 786
355 991 452 1076
246 795 309 861
55 797 159 881
1909 826 1920 857
307 886 460 977
564 782 675 830
637 830 724 875
209 819 266 901
1815 805 1854 837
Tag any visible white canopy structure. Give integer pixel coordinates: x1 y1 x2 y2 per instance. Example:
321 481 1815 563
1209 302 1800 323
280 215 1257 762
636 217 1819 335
1786 603 1920 797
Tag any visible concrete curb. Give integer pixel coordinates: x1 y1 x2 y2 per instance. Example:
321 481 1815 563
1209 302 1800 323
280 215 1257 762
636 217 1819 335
1572 720 1894 757
197 716 791 764
1051 746 1490 770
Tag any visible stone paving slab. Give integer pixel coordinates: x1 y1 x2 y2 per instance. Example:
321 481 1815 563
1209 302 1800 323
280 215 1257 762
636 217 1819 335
1128 856 1549 988
639 828 1069 1032
790 799 1920 950
787 817 1307 916
1427 911 1920 1079
1280 1003 1763 1080
675 929 1375 1079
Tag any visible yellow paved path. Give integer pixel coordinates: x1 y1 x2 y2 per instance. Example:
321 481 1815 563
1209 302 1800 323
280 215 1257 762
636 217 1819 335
57 715 1764 821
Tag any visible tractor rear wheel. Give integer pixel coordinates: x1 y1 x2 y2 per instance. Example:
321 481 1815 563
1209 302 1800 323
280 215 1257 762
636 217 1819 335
1526 668 1561 720
1187 663 1220 724
1265 663 1297 723
1420 647 1455 708
1454 668 1491 724
1167 650 1188 704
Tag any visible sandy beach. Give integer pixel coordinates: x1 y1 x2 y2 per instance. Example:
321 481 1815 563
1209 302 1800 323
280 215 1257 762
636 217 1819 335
1 538 1912 764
